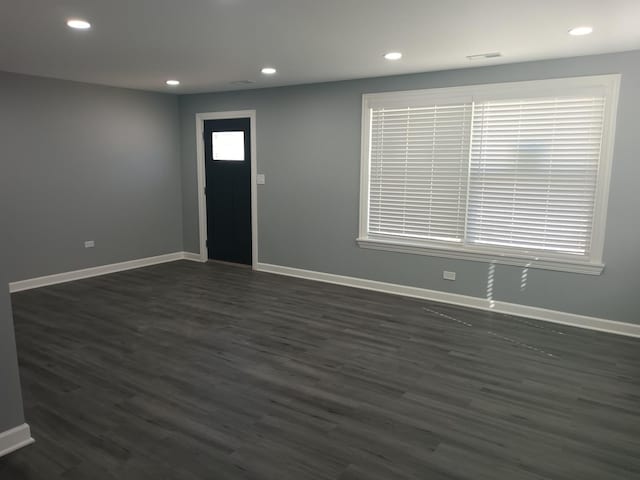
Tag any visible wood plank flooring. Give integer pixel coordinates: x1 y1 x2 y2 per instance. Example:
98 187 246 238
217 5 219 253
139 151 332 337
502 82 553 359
1 260 639 479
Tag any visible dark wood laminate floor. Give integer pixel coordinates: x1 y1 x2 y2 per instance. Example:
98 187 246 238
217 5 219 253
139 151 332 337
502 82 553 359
1 261 639 480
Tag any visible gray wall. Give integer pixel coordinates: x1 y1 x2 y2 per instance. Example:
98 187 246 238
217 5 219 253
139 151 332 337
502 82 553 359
179 50 640 324
0 71 183 282
0 250 25 432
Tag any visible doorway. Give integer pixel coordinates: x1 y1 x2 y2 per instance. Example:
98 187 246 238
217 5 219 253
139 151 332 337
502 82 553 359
196 111 257 266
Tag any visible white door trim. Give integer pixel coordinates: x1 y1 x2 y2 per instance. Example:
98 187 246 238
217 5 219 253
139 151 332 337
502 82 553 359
195 110 258 268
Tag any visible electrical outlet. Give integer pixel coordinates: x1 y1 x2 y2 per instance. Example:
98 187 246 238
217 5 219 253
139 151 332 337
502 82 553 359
443 270 456 281
84 240 95 248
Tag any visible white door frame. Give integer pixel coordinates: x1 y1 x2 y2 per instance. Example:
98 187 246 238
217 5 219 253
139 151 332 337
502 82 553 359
195 110 258 268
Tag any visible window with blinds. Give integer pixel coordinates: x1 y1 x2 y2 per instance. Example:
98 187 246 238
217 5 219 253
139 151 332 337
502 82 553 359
369 103 472 243
467 96 605 255
359 76 619 273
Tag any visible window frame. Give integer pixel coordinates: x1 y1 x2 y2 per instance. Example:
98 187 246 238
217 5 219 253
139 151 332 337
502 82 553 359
211 130 246 162
357 75 621 275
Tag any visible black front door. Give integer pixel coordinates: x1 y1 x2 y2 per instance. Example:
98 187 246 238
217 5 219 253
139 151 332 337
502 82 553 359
203 118 252 265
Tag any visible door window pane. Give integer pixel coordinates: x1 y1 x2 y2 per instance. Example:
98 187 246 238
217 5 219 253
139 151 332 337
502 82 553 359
212 131 245 161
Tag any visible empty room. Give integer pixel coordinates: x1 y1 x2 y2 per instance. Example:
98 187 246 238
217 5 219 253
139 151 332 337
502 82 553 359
1 1 639 479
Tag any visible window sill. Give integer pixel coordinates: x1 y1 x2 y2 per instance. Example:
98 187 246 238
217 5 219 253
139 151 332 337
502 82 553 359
356 237 604 275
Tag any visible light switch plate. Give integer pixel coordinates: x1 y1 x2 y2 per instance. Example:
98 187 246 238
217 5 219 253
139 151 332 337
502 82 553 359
257 174 265 185
84 240 95 248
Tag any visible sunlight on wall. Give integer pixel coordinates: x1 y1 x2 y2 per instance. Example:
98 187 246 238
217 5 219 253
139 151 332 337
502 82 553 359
520 262 531 291
486 262 496 308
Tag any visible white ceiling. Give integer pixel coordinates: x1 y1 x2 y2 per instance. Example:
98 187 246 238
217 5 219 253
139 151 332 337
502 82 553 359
1 0 639 94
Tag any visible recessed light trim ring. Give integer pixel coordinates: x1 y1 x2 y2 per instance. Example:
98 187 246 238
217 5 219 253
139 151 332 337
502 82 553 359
67 19 91 30
384 52 403 61
569 26 593 36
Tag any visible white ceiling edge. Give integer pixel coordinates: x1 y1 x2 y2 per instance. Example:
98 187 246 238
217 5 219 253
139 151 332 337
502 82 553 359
2 48 638 97
176 48 640 96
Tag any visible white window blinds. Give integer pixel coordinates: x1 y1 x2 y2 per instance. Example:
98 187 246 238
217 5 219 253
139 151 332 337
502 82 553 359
360 75 619 271
467 96 606 255
368 103 472 242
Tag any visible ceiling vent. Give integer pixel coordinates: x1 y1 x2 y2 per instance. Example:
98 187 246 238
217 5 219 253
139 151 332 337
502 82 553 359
466 52 502 60
230 80 256 86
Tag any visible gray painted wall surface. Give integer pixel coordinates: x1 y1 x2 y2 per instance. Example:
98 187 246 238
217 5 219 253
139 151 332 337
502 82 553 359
0 71 183 282
179 51 640 324
0 250 25 432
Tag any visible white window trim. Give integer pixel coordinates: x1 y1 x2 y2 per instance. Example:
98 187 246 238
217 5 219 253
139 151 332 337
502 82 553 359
357 75 621 275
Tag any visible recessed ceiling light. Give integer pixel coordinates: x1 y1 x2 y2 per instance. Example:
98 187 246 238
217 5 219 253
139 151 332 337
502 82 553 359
261 67 277 75
166 80 180 86
569 26 593 36
384 52 403 61
66 19 91 30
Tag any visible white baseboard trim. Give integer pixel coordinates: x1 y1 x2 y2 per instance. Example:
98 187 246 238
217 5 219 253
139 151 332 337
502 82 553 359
182 252 206 262
255 263 640 338
0 424 34 458
9 252 198 293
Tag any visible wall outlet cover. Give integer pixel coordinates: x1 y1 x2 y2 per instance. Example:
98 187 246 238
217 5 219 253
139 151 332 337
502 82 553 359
443 271 456 281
